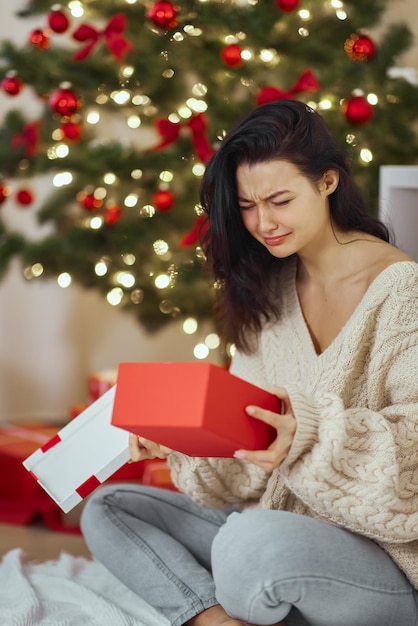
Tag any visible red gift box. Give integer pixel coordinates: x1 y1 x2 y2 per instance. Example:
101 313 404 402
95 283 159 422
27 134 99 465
0 423 82 533
142 460 177 491
0 423 60 499
112 362 278 457
87 369 117 405
68 370 117 421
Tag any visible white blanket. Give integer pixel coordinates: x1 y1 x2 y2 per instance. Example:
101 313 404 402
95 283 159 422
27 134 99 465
0 549 170 625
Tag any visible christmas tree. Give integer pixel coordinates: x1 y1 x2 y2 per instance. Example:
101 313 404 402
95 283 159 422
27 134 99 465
0 0 417 342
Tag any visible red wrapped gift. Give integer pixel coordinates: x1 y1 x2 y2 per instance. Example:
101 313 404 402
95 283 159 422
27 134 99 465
0 423 59 499
69 403 88 420
142 460 177 491
87 369 117 405
0 423 81 533
68 369 116 420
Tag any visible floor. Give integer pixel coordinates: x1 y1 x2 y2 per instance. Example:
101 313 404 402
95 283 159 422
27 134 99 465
0 502 91 562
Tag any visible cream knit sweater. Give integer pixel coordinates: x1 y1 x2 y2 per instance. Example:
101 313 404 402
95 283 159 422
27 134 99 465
168 259 418 589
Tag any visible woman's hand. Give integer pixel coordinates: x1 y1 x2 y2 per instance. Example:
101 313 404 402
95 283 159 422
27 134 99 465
128 433 173 463
233 385 297 473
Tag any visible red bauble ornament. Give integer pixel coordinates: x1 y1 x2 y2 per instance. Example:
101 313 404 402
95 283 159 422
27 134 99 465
29 29 50 49
147 1 178 30
275 0 300 11
0 182 11 204
16 188 34 206
78 190 103 211
345 33 375 61
1 72 23 96
221 44 243 67
60 120 82 141
104 204 122 225
153 189 175 212
49 85 80 116
344 96 374 125
48 6 70 33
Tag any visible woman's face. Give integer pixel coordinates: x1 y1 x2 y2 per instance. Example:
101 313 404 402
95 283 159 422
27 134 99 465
236 159 338 259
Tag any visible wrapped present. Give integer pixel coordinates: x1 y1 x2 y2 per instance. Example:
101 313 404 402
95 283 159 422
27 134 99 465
142 460 177 491
68 369 116 420
87 369 117 405
112 362 279 457
69 403 88 420
0 423 59 500
0 423 81 533
0 496 82 534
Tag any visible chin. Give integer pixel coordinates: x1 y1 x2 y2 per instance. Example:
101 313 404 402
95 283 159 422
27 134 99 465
265 244 295 259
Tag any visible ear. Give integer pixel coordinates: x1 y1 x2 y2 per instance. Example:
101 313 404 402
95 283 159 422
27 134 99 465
320 169 339 196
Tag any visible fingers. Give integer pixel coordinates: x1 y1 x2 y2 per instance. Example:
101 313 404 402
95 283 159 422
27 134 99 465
233 447 285 473
235 387 296 472
269 385 291 414
245 383 293 425
140 436 173 458
233 448 275 472
245 404 281 427
128 433 149 462
128 433 173 463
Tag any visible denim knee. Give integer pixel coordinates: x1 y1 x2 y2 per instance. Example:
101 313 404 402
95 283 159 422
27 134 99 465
211 509 418 626
211 510 293 623
211 509 290 592
211 511 249 576
211 509 294 582
80 484 115 544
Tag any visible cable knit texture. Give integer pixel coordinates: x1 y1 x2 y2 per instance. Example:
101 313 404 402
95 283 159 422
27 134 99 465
168 258 418 589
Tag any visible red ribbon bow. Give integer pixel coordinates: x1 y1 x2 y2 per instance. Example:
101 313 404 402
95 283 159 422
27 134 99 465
256 69 320 105
12 122 39 157
153 113 215 163
72 14 133 61
180 215 208 247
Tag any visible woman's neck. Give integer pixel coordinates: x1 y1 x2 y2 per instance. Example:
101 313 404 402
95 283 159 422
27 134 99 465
296 230 386 286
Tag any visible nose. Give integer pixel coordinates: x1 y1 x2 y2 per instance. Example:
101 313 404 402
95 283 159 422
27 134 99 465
258 206 278 232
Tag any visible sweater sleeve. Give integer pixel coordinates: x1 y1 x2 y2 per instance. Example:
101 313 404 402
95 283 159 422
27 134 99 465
280 334 418 544
167 454 269 508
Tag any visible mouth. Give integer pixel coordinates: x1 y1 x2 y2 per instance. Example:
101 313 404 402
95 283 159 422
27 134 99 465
263 233 291 246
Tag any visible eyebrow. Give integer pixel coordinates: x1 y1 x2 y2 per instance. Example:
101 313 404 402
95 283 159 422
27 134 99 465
237 189 291 203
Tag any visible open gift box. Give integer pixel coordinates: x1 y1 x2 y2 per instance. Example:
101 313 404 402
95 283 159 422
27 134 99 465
23 362 278 513
112 362 278 457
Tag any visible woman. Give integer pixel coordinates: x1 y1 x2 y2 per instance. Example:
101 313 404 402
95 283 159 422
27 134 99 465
81 100 418 626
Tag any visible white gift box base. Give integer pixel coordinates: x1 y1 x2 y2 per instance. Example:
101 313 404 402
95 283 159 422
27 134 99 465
23 386 130 513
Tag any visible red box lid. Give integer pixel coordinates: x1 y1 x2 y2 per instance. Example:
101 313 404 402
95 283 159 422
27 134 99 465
111 362 278 457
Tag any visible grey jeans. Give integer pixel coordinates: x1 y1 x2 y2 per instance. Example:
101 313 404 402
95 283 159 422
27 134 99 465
80 484 418 626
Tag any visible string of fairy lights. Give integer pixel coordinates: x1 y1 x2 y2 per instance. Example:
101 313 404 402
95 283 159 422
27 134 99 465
14 0 380 359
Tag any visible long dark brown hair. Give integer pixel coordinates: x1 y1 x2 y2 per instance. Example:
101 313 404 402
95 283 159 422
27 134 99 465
200 99 390 353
